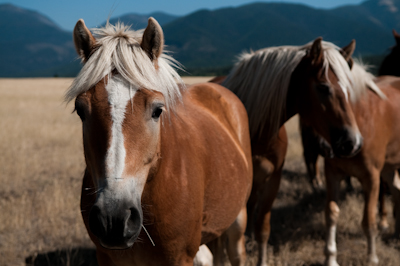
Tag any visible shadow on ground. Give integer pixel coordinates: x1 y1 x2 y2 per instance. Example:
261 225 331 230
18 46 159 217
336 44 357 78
250 169 362 254
26 248 98 266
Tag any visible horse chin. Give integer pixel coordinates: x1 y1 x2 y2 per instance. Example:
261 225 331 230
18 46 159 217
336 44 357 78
98 232 139 250
318 139 334 158
332 141 362 159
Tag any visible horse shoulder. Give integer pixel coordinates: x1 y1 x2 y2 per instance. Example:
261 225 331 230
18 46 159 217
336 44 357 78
185 82 251 151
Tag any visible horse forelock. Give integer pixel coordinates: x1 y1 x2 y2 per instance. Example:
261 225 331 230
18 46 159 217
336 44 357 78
65 22 184 111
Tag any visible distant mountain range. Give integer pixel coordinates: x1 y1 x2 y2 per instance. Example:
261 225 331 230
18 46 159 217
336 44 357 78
107 12 178 30
1 0 400 77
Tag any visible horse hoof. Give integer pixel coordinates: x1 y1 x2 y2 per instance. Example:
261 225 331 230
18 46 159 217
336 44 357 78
324 258 340 266
368 255 379 266
378 220 389 231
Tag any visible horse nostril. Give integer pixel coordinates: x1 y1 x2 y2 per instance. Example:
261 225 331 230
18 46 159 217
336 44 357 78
89 205 106 239
124 207 142 240
339 140 354 154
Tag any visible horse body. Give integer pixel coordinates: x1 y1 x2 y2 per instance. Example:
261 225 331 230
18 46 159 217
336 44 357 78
80 82 252 266
208 77 288 258
72 18 252 266
222 38 362 266
323 76 400 265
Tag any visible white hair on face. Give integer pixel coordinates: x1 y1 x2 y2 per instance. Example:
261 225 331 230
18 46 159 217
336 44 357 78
105 75 132 181
223 40 385 140
65 22 184 110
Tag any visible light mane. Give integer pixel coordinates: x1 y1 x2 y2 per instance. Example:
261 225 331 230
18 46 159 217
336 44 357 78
351 59 386 99
223 45 306 140
65 22 184 110
223 40 384 140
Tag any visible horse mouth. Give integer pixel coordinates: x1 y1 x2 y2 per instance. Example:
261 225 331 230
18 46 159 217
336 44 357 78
98 231 140 250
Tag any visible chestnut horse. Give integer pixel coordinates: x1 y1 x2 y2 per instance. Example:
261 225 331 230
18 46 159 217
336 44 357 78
302 29 400 193
67 18 252 266
320 57 400 266
299 40 400 265
221 38 363 266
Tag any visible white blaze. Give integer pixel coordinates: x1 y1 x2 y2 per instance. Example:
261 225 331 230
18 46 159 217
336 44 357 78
105 75 136 180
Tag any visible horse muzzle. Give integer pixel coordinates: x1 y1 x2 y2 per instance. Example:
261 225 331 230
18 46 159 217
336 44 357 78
89 203 143 249
331 130 363 158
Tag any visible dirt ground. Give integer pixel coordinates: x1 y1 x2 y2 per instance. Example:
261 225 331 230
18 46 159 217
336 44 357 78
0 78 399 266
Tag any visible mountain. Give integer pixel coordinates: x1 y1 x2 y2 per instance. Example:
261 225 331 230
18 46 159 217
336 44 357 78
162 2 395 69
0 4 76 77
1 1 400 77
107 12 179 30
0 5 179 77
333 0 400 31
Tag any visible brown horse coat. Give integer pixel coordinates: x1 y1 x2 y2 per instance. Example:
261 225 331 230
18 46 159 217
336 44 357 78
80 81 253 266
72 19 252 266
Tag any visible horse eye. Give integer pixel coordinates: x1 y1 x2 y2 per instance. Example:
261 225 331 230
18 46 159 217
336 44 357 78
152 107 163 119
74 101 86 121
317 84 332 96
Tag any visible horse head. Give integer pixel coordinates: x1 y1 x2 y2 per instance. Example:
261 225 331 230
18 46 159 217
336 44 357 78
69 18 181 249
291 38 362 158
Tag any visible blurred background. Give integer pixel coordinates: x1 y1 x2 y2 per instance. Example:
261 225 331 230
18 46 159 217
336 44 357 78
0 0 397 77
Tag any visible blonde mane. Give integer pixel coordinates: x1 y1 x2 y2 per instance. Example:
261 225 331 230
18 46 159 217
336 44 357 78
223 40 385 139
65 22 184 110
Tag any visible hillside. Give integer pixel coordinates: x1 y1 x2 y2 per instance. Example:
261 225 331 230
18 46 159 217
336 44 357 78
163 2 394 69
1 1 400 77
0 4 76 77
107 12 178 30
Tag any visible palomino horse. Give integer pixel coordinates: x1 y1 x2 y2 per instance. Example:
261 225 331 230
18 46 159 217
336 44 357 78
299 41 400 265
221 38 363 266
320 56 400 266
303 29 400 192
67 18 253 266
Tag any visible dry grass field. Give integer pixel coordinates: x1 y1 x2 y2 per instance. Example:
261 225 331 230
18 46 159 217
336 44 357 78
0 77 399 266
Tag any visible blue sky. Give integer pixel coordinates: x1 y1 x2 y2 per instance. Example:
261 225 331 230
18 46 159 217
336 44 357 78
2 0 365 31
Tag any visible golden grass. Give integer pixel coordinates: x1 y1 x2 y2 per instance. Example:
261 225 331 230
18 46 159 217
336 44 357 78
0 78 399 266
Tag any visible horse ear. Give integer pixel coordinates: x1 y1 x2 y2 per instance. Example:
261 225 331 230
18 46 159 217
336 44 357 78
73 19 96 62
141 17 164 61
393 29 400 46
340 39 356 69
309 37 324 65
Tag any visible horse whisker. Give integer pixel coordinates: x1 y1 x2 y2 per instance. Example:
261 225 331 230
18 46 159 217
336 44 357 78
141 224 155 246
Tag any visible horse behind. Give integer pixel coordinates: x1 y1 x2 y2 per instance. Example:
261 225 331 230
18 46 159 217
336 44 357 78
221 38 363 266
379 29 400 76
68 18 252 266
298 41 400 265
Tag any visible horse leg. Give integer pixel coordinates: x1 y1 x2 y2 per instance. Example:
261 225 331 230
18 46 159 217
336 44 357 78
378 177 389 231
207 235 227 266
359 170 380 265
381 170 400 238
300 119 323 191
324 162 342 266
344 176 354 193
225 207 247 266
304 146 323 191
246 157 274 239
194 245 213 266
254 167 282 266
